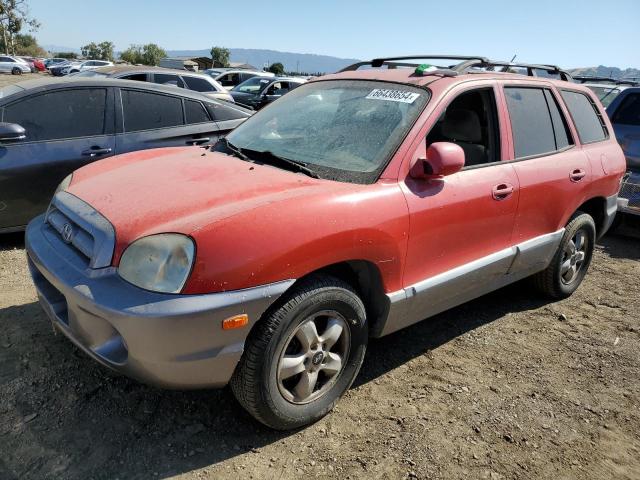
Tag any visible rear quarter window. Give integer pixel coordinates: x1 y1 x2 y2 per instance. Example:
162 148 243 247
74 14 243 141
560 90 608 144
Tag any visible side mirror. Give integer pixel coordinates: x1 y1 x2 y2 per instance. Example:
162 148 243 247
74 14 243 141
0 122 26 143
410 142 465 180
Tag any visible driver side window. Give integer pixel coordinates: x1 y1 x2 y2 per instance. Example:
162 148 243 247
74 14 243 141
425 88 500 167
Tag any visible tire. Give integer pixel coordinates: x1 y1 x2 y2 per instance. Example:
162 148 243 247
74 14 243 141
532 211 596 299
231 275 368 430
11 67 21 75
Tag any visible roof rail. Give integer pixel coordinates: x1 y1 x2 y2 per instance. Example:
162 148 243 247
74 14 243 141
458 60 573 81
339 55 489 72
339 55 573 81
573 75 640 86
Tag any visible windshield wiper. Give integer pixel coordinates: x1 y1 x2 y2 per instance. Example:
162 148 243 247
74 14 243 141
215 137 248 161
241 148 320 178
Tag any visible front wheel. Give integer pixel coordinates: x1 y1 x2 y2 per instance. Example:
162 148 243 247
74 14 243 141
11 67 21 75
231 275 367 430
532 211 595 299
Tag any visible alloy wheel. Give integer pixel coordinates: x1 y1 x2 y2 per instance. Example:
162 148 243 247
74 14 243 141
560 229 588 285
277 310 350 404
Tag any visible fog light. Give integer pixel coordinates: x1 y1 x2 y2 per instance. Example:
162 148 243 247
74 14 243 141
222 314 249 330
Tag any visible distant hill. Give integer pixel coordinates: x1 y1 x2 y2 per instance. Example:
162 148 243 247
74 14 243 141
167 48 360 74
568 65 640 80
42 44 80 54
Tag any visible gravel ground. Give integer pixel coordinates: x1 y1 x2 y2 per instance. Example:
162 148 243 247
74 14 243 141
0 73 639 480
0 219 639 480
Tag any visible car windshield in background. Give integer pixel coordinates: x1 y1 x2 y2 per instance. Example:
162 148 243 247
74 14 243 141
587 86 622 108
233 77 272 93
224 80 429 183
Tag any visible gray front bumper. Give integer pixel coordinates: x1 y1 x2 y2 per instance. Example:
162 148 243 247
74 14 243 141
26 215 294 389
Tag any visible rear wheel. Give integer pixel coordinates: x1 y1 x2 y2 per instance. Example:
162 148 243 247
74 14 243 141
11 67 21 75
231 275 367 430
532 212 595 299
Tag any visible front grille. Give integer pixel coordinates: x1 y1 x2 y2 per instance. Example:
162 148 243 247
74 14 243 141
45 192 116 269
619 174 640 210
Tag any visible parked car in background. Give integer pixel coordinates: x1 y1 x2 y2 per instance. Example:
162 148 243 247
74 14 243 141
44 58 67 68
0 55 31 75
230 76 306 109
17 56 37 73
24 55 625 430
0 77 252 232
67 59 114 74
49 60 82 76
202 68 274 91
75 65 234 102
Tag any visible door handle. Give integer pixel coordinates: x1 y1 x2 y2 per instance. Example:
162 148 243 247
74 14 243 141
186 137 210 145
569 169 586 182
81 147 112 157
492 183 514 200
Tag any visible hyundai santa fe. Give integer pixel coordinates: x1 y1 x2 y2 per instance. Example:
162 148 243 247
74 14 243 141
25 55 626 430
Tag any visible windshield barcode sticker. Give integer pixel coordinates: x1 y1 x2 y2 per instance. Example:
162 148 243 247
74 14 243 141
366 89 420 103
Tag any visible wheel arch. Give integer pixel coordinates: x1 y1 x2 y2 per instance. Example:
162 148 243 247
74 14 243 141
249 260 390 342
575 196 607 238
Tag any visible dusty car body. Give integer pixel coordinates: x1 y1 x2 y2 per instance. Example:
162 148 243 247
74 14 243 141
26 55 626 429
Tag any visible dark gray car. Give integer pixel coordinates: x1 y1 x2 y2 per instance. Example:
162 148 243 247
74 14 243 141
0 77 252 232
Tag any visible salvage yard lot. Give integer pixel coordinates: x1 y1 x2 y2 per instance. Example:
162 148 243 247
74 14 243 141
0 229 639 480
0 74 639 480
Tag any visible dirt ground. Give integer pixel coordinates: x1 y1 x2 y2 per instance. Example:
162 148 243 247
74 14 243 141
0 73 639 480
0 218 638 480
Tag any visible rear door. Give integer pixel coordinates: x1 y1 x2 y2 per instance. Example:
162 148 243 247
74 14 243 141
115 88 222 153
502 83 595 244
0 87 115 229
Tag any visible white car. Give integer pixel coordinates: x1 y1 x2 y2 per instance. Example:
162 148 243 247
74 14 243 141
67 60 114 74
203 68 274 91
0 55 31 75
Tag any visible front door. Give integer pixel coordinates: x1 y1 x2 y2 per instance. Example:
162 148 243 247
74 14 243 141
0 87 115 230
398 85 520 331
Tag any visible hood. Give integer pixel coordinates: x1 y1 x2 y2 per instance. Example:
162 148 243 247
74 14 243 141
230 91 258 101
68 147 335 256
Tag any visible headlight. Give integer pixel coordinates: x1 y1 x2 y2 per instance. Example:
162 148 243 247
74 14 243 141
118 234 195 293
54 174 73 196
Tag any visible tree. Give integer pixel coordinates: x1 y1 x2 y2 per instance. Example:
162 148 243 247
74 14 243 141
210 46 230 68
55 51 77 59
119 43 166 66
14 33 46 56
141 43 165 66
81 41 114 61
0 0 40 55
267 62 285 75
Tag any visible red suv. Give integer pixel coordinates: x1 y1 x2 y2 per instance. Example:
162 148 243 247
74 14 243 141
26 55 626 429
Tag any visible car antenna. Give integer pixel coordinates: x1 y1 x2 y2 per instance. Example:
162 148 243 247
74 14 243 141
510 54 517 62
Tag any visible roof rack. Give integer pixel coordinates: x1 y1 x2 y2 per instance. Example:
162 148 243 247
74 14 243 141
460 60 573 81
573 75 639 86
339 55 573 81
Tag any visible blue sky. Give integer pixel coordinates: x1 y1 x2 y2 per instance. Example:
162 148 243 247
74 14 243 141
29 0 639 68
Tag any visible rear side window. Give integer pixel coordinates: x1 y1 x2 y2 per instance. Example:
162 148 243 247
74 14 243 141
121 90 183 132
184 100 211 124
505 87 557 158
120 73 147 82
560 90 607 144
544 90 572 150
3 88 107 141
611 93 640 126
182 76 216 92
153 74 184 88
